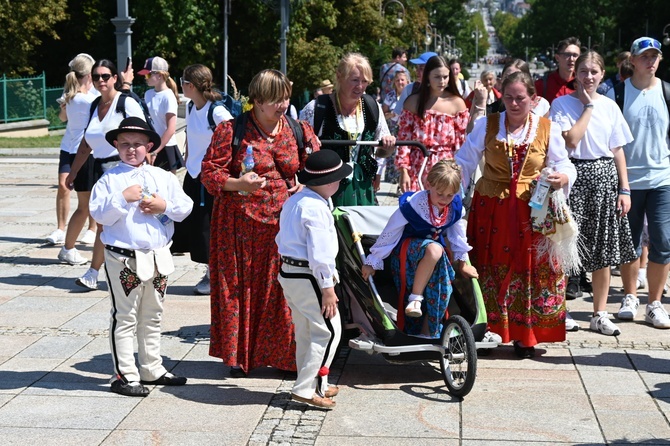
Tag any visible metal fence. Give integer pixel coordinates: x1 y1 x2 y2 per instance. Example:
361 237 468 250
0 73 47 124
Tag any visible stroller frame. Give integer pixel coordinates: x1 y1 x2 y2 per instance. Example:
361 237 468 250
324 140 496 398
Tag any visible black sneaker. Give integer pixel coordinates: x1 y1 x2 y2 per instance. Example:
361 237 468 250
140 372 187 386
110 379 149 397
566 276 582 300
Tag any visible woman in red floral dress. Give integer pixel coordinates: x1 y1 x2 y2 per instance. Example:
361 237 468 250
396 55 469 193
201 70 319 377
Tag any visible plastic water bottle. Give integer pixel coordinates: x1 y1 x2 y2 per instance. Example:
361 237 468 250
239 145 254 196
529 162 555 210
142 188 171 225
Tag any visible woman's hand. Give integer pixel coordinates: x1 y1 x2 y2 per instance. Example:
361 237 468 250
472 80 487 108
458 262 479 279
238 172 267 192
547 171 569 190
617 194 631 217
361 265 375 281
65 171 78 190
575 80 592 107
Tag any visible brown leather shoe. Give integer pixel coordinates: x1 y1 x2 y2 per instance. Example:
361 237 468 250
325 386 339 398
291 393 336 410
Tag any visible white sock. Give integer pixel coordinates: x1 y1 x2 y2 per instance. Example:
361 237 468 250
638 268 647 281
87 268 99 279
408 293 424 303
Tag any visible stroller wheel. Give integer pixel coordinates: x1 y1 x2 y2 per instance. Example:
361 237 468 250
440 315 477 398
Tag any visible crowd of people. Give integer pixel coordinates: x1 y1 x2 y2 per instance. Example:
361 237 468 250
45 35 670 407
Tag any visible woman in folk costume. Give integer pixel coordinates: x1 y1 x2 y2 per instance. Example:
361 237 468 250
455 71 577 358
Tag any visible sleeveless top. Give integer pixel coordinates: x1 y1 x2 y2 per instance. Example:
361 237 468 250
476 112 551 201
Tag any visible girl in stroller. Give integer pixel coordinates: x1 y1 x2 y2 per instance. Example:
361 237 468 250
361 160 478 338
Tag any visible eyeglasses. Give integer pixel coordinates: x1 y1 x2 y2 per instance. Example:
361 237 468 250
145 71 159 79
92 73 112 82
180 77 191 86
558 52 580 59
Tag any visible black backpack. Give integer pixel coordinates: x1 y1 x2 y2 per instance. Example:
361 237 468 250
88 91 156 131
312 93 379 137
230 111 304 160
613 80 670 139
187 92 242 131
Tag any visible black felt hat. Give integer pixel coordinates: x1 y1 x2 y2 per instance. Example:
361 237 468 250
105 117 161 149
297 150 353 186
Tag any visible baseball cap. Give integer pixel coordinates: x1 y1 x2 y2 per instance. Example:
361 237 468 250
630 37 662 56
409 52 438 65
137 56 169 75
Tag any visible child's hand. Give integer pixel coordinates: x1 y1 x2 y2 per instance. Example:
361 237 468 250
321 287 339 319
459 262 479 279
361 265 375 281
123 184 144 203
139 193 167 215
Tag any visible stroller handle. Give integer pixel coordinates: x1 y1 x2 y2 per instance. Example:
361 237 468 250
319 140 429 158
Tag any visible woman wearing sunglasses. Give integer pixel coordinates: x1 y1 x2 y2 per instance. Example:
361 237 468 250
65 59 146 291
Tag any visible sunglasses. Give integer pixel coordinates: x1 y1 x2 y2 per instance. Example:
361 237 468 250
633 38 662 53
180 77 191 86
558 52 580 59
92 73 113 82
145 71 159 79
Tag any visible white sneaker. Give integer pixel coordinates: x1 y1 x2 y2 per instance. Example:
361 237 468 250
80 229 96 245
482 330 502 343
75 268 99 291
565 312 580 332
617 294 639 320
611 266 621 276
645 301 670 329
194 270 210 295
58 247 89 265
590 311 621 336
637 277 647 290
46 229 65 245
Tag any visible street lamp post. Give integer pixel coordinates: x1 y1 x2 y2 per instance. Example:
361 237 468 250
471 26 482 68
425 24 433 53
521 32 532 62
111 0 135 72
379 0 406 46
223 0 231 93
663 24 670 46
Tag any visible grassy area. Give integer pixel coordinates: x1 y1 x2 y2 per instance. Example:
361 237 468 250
0 135 63 148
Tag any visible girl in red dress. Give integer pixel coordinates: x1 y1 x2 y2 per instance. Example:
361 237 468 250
396 55 469 193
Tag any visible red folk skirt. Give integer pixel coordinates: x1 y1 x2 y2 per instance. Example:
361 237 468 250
467 192 566 347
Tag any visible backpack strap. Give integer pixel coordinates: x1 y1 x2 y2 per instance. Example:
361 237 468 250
87 96 102 128
230 111 249 160
206 102 217 131
614 81 625 111
284 114 304 154
663 80 670 139
116 92 128 118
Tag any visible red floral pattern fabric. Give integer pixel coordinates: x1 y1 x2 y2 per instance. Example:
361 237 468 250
395 108 469 191
201 115 320 372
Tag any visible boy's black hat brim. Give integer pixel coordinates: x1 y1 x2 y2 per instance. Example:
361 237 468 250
297 162 353 186
105 117 161 150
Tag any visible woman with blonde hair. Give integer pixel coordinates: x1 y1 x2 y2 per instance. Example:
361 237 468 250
302 52 395 206
46 54 99 248
173 64 232 295
138 56 183 173
201 69 320 377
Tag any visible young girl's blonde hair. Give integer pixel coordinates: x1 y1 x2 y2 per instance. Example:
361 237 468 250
63 53 95 104
426 159 462 193
153 71 180 103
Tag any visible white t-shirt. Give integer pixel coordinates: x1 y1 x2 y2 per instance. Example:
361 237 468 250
185 101 232 177
84 92 145 159
60 89 100 154
606 78 670 189
550 94 633 160
145 89 178 147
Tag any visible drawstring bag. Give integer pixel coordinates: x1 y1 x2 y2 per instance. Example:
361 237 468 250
530 185 582 276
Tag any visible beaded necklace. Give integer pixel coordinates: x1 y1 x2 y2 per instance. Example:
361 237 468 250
427 192 448 227
336 94 362 141
251 109 283 143
505 113 533 176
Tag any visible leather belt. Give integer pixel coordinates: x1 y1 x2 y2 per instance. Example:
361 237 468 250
105 245 136 258
281 256 309 267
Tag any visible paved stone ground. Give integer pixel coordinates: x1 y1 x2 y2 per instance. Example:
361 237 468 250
0 156 669 445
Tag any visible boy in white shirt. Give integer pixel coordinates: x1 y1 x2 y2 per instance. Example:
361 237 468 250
90 117 194 396
276 150 351 410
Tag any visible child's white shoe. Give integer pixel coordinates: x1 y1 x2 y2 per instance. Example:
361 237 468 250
405 296 423 318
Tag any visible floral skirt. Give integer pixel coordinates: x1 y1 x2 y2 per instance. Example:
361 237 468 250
467 192 566 347
390 238 454 338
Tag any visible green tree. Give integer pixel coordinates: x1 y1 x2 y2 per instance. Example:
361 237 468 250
0 0 68 75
